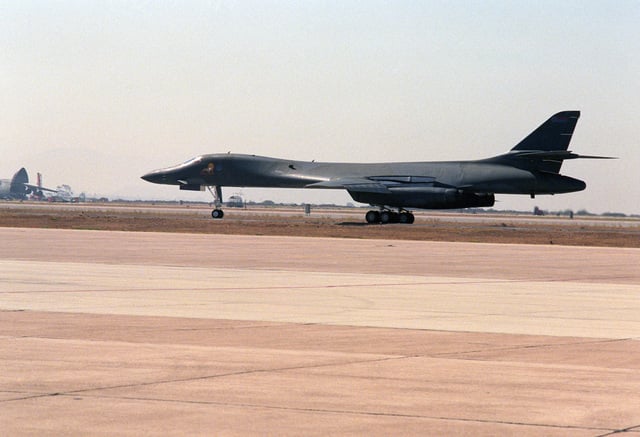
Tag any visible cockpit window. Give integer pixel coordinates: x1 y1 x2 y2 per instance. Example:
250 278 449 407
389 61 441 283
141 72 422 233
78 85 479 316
180 156 203 167
149 156 203 174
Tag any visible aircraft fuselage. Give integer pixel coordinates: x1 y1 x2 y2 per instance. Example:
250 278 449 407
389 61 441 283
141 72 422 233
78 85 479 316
142 153 584 196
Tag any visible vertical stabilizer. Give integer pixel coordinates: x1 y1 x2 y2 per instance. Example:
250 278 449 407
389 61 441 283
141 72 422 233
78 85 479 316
10 168 29 197
511 111 580 152
510 111 580 173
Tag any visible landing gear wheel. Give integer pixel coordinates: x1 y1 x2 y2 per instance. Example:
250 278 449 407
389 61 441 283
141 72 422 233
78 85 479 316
365 210 381 224
398 212 415 224
380 211 392 224
211 209 224 219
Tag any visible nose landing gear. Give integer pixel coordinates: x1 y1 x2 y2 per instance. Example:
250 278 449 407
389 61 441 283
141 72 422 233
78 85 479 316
211 208 224 219
207 185 224 219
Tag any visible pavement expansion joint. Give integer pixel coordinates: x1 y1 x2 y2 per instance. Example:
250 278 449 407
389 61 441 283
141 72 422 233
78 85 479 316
34 391 618 435
432 337 632 358
594 427 640 437
0 392 60 404
43 355 409 399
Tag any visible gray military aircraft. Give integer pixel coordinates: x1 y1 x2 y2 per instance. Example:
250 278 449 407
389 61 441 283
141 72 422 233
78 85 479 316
142 111 612 224
0 168 57 200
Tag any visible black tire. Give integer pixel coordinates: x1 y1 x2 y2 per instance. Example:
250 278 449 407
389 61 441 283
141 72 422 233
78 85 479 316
380 211 392 224
407 212 415 224
399 212 410 224
211 209 224 219
365 210 380 224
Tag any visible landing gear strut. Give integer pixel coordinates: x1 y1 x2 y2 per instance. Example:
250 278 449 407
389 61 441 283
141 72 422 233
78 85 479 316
365 208 414 224
207 185 224 219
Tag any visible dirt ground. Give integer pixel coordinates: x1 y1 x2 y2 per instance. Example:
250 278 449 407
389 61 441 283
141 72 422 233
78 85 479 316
1 202 638 247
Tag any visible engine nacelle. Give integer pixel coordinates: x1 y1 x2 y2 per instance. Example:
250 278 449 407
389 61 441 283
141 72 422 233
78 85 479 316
348 186 495 209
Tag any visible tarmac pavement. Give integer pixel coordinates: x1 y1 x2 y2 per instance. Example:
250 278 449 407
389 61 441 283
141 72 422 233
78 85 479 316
1 228 639 435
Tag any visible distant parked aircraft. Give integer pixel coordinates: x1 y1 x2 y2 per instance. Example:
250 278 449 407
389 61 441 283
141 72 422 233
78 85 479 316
0 168 57 200
142 111 613 224
47 184 82 203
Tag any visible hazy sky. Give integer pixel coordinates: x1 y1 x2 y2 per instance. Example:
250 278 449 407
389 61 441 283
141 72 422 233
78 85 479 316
2 1 639 213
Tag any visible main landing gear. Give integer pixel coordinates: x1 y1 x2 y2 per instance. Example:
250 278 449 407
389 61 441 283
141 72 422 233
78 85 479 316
207 185 224 219
365 209 415 224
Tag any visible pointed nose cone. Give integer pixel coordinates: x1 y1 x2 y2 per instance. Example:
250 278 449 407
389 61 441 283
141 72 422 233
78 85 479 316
141 170 168 184
140 172 156 183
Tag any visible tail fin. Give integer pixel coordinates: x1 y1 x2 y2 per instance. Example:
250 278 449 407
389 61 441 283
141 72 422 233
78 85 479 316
10 168 28 188
10 168 29 197
496 111 614 175
511 111 580 152
510 111 580 173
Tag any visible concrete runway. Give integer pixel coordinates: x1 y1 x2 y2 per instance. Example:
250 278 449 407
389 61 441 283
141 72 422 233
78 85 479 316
1 227 640 435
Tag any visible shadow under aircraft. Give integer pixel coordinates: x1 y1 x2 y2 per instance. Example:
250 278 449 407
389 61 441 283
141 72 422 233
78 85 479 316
142 111 613 224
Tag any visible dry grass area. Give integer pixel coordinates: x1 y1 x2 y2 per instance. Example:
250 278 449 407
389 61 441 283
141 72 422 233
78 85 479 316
1 203 638 247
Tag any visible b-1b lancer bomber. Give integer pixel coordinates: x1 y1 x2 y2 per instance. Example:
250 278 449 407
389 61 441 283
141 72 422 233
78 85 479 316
142 111 612 224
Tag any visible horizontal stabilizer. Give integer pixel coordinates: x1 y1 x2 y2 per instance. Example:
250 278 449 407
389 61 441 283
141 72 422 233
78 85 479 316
508 150 616 160
567 154 617 159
